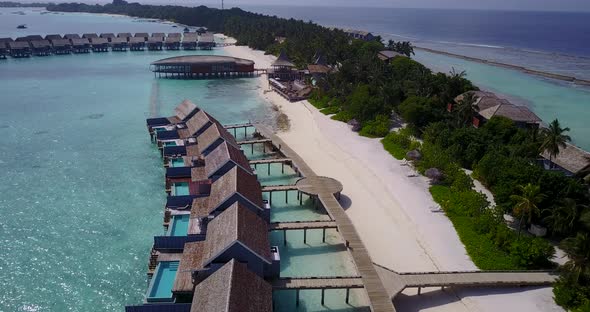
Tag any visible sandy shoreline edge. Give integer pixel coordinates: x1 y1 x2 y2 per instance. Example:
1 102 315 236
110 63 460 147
222 42 562 312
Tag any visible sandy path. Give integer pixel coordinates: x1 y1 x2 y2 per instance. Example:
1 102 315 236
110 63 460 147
223 43 562 312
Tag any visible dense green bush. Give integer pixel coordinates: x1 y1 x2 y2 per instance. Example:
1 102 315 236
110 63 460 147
554 274 590 310
509 238 555 269
380 128 420 159
320 106 340 115
359 115 391 138
331 110 355 123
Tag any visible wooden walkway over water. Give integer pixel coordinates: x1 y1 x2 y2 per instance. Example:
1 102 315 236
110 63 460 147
250 158 292 165
270 220 338 231
237 138 272 145
255 124 397 312
272 276 364 290
261 184 298 192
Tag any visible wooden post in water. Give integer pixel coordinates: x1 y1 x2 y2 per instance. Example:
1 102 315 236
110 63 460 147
321 289 325 306
303 229 307 244
296 289 300 307
346 288 350 304
322 228 326 243
283 229 287 246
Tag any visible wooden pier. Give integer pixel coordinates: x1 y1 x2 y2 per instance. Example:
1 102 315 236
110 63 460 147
272 276 364 307
251 158 293 175
270 220 338 246
374 263 558 297
254 124 396 312
224 122 253 138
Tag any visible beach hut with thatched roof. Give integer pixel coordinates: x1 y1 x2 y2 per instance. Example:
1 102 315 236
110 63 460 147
378 50 404 63
540 142 590 176
0 43 7 58
156 108 213 142
190 259 273 312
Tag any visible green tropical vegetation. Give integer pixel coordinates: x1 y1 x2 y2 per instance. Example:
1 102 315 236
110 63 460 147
43 2 590 309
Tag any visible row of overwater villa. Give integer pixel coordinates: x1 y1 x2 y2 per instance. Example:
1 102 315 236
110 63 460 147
0 31 218 58
127 100 374 312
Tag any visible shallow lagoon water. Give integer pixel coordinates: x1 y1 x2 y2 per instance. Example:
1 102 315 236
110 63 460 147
0 48 270 312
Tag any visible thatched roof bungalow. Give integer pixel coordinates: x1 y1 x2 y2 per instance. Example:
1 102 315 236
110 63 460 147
165 36 181 50
191 259 272 312
117 32 132 41
181 33 198 50
174 203 273 297
203 141 253 180
100 33 116 42
197 121 239 156
71 38 91 53
197 33 215 50
452 91 541 128
51 39 72 54
378 50 404 63
168 32 182 38
44 34 62 41
30 40 52 56
134 32 149 41
129 37 145 51
64 33 80 40
8 41 31 57
91 38 109 52
541 142 590 176
82 33 99 41
110 37 128 51
156 106 213 144
147 36 164 51
147 99 199 129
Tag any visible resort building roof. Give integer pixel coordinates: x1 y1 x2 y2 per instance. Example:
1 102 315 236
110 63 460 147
64 33 80 39
173 100 199 123
148 36 164 43
197 122 239 152
100 33 115 38
272 50 295 67
203 203 271 265
152 32 165 37
51 39 71 47
308 64 331 74
71 38 90 46
117 32 132 38
45 34 62 41
110 37 127 44
206 166 263 213
82 33 98 39
542 142 590 174
178 109 213 138
91 38 108 45
455 91 541 125
165 36 181 44
30 40 51 48
168 32 182 38
173 241 206 293
378 50 404 62
204 141 253 178
8 41 30 49
191 259 272 312
151 55 254 67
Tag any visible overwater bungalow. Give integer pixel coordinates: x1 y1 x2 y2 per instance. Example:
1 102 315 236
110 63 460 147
30 40 52 56
110 37 128 51
150 55 256 79
168 32 182 38
117 32 132 42
152 32 166 38
91 38 109 52
197 32 215 50
190 259 272 312
51 39 72 54
451 91 541 128
64 33 81 40
44 34 62 41
147 36 164 51
147 100 199 131
0 44 7 59
162 121 237 160
135 32 149 41
22 35 43 41
166 141 253 186
165 36 181 50
181 33 197 50
172 203 277 300
82 33 99 42
99 33 116 42
8 41 31 57
129 37 146 51
71 38 91 53
156 109 214 145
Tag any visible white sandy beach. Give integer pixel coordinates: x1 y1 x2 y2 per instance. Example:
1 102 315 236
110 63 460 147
224 43 562 312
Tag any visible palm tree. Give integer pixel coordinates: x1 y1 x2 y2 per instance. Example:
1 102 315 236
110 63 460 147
454 92 479 127
510 183 546 238
560 232 590 282
543 198 584 236
540 119 571 168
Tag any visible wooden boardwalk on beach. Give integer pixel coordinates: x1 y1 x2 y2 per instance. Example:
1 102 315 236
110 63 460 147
255 124 397 312
269 220 338 231
374 263 558 297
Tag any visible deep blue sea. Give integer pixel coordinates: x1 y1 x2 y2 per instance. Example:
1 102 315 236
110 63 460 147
244 6 590 80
